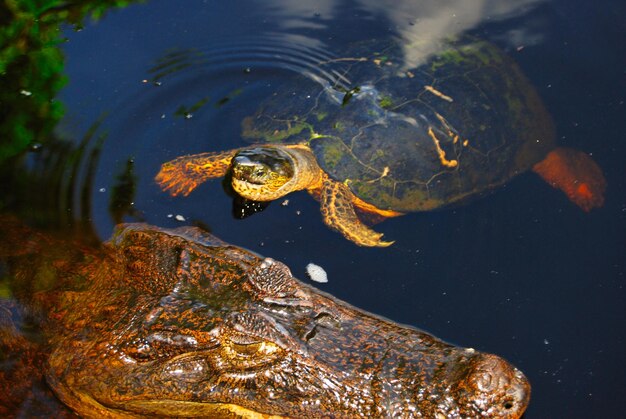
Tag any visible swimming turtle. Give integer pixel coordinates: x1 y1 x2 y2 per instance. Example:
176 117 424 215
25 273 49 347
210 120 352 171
156 37 606 247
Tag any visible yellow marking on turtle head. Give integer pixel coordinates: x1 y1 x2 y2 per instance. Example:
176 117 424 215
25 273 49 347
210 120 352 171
427 127 458 168
463 139 469 147
424 85 454 102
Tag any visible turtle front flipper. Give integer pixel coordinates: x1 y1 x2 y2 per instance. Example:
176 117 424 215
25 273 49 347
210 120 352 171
532 147 606 211
320 177 394 247
155 150 236 196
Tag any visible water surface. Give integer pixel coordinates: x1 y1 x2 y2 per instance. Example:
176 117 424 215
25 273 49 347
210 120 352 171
6 0 626 416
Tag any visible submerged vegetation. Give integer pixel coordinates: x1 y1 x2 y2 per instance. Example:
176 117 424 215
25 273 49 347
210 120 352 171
0 0 143 165
0 0 144 229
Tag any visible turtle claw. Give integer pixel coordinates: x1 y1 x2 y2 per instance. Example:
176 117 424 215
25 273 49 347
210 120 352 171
364 237 395 247
377 239 395 248
320 177 395 247
330 217 395 247
353 227 395 247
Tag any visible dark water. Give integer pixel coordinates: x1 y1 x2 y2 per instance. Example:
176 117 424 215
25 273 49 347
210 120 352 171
6 0 626 416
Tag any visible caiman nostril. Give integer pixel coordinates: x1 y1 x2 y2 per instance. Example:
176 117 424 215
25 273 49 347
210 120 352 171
508 367 531 411
453 353 531 418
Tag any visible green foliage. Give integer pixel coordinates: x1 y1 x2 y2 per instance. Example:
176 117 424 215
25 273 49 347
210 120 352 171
0 0 142 165
378 95 393 109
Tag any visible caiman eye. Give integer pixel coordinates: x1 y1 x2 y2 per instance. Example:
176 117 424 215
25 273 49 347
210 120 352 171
219 331 283 370
247 257 298 298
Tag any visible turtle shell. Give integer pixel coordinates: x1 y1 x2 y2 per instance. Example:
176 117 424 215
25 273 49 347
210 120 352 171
242 37 555 212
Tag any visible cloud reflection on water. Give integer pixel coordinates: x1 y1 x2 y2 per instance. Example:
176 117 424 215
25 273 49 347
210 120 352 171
260 0 545 68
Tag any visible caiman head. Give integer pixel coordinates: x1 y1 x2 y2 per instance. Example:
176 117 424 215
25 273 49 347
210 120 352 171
45 224 529 418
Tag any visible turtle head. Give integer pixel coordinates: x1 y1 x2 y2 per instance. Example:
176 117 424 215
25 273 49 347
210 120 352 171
231 146 296 201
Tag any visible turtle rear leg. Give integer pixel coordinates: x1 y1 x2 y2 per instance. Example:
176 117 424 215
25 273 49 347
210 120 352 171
320 177 394 247
532 147 606 211
155 150 236 197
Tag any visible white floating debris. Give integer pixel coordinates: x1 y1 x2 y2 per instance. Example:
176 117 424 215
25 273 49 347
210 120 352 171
281 199 289 206
175 214 186 222
306 263 328 283
99 188 106 193
167 214 173 218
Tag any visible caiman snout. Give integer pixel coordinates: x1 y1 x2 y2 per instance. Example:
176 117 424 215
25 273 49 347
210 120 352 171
454 352 530 418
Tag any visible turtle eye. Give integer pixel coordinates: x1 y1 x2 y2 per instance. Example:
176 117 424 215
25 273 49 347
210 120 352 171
233 162 271 185
248 167 272 183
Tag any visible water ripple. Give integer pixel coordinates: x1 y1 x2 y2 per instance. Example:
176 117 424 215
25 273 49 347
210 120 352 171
146 35 351 91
